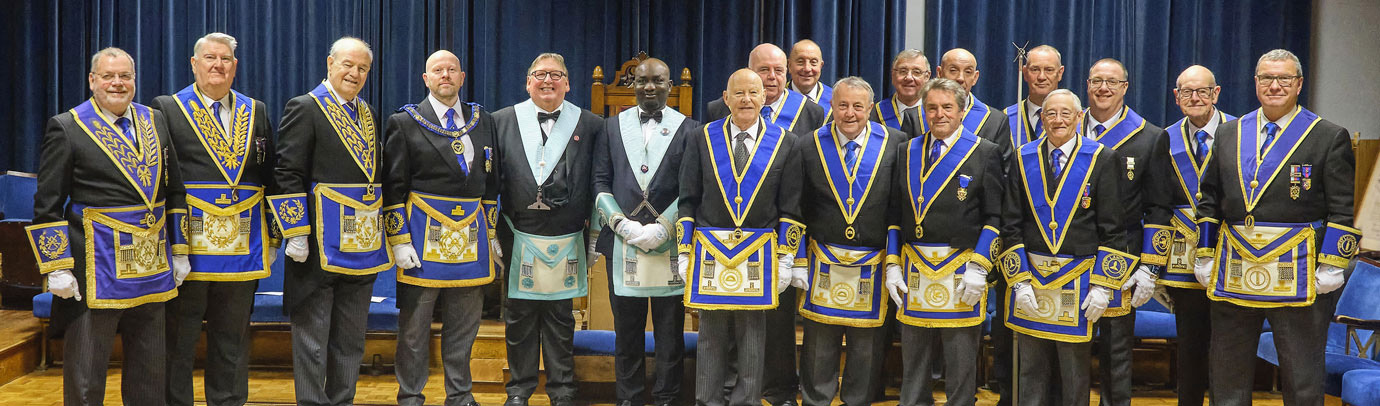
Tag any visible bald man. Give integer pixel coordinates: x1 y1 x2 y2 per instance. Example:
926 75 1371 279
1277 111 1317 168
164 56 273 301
1003 45 1065 154
706 43 827 138
679 69 804 406
592 58 699 406
789 39 833 117
1142 65 1235 406
938 48 1010 146
383 50 500 406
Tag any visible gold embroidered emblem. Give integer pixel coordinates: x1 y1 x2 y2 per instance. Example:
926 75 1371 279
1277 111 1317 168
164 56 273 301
39 230 69 260
1101 255 1129 280
1152 229 1172 255
386 211 406 235
989 238 1002 258
785 224 805 250
1000 250 1021 278
278 200 305 225
1339 234 1360 257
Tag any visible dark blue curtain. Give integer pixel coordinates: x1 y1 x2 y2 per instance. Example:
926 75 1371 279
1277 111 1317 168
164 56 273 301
0 0 905 174
926 0 1312 127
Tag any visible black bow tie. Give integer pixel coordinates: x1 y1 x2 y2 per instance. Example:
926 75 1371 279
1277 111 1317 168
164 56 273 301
639 110 663 124
538 111 561 123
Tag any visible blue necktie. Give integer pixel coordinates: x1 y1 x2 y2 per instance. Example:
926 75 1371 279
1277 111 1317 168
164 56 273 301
761 106 773 122
927 139 943 168
1261 122 1280 157
844 141 860 173
343 101 358 121
114 117 134 144
1050 148 1065 179
1094 124 1106 138
1195 130 1211 162
1032 108 1043 135
444 108 459 131
210 101 225 131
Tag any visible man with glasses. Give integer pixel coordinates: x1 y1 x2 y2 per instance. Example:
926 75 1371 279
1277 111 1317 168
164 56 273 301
491 52 603 406
707 43 827 139
789 39 832 117
1081 57 1168 406
1143 64 1235 406
1004 45 1064 153
151 32 276 406
29 46 183 406
1195 49 1357 406
271 36 390 406
999 89 1131 406
937 48 1010 145
383 49 500 406
873 49 931 138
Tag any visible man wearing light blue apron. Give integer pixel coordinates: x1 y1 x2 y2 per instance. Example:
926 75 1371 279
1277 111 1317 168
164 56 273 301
592 57 699 406
491 52 603 406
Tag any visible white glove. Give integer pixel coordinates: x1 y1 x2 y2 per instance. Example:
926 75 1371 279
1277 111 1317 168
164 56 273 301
614 218 645 243
47 269 81 301
492 238 504 260
1123 265 1157 307
1152 285 1174 312
1193 256 1215 289
677 254 690 282
628 223 668 252
1316 264 1346 294
392 243 420 269
885 264 908 307
1082 285 1112 323
776 254 795 294
285 236 309 263
172 255 191 287
1013 282 1038 316
956 262 988 306
790 266 810 291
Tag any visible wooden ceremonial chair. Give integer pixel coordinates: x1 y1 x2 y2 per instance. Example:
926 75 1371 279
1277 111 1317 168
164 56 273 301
589 51 693 118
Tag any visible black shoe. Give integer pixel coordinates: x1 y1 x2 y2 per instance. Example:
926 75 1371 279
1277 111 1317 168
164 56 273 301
463 402 482 406
774 400 799 406
551 397 577 406
504 396 527 406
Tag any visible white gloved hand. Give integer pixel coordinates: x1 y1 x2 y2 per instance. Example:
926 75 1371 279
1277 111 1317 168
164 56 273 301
47 269 81 301
492 238 504 260
677 254 690 282
392 243 420 269
790 266 810 291
1082 285 1112 323
614 218 645 243
1124 265 1158 307
172 254 191 286
956 262 988 306
1316 264 1346 294
628 223 668 252
1151 285 1174 312
1013 282 1038 316
885 264 908 307
285 236 309 263
776 254 795 294
1193 256 1215 289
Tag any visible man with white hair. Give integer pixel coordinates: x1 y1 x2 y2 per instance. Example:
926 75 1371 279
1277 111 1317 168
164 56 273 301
28 46 183 405
152 32 276 406
792 76 906 406
1195 49 1357 406
269 36 390 406
998 89 1131 406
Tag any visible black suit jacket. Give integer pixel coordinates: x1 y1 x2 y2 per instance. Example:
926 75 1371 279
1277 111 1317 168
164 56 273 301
491 103 602 237
1084 109 1169 256
1000 137 1126 257
705 95 826 137
798 124 906 248
593 110 700 255
383 99 499 208
678 118 803 231
895 131 1005 251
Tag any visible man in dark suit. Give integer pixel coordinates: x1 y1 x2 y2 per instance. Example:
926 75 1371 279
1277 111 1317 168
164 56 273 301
678 69 804 406
1002 45 1065 155
592 57 698 406
152 32 276 406
491 52 603 406
788 39 832 117
1081 57 1168 406
791 76 905 406
998 89 1132 406
1195 49 1357 406
705 43 827 139
937 48 1010 146
27 46 184 406
269 36 392 406
383 49 500 406
872 49 931 138
886 78 1004 406
1142 65 1236 406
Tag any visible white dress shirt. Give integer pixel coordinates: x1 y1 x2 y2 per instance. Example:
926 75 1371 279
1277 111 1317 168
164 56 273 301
428 93 474 166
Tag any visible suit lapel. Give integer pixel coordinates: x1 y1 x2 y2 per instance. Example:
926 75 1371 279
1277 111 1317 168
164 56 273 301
417 99 468 179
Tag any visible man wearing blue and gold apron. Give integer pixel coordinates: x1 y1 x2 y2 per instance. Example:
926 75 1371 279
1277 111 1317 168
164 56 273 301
383 50 500 406
873 49 931 139
1080 58 1169 406
269 37 391 406
791 77 905 406
678 69 804 406
937 48 1011 147
886 78 1004 406
1195 49 1358 406
28 47 185 405
592 58 699 406
788 40 832 118
151 32 277 406
1142 65 1234 406
706 43 827 139
998 89 1132 406
492 52 602 406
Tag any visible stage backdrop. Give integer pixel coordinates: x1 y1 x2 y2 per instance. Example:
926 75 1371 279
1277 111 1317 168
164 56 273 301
925 0 1312 127
0 0 905 174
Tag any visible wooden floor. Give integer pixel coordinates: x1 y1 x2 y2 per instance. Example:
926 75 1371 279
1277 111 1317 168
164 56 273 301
0 366 1300 406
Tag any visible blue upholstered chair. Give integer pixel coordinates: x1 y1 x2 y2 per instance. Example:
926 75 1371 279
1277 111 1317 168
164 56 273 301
1258 259 1380 396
